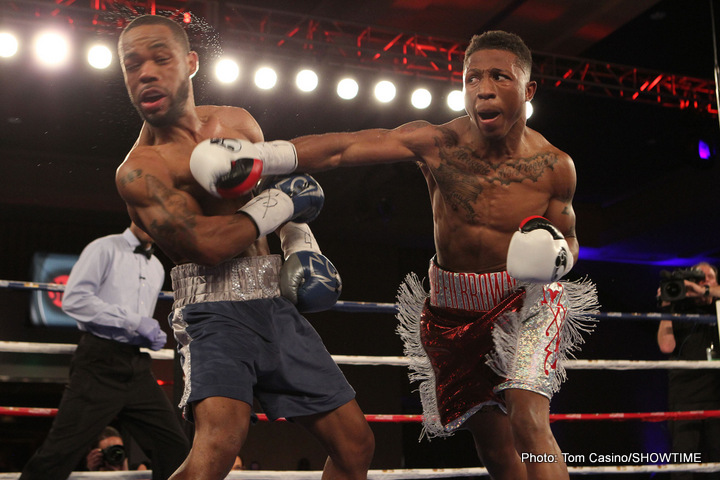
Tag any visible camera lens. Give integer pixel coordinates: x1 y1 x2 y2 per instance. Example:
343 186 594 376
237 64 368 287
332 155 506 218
101 445 126 466
664 282 682 298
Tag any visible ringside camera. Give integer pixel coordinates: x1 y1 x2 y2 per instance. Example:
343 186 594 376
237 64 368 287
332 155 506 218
101 445 126 467
659 268 706 302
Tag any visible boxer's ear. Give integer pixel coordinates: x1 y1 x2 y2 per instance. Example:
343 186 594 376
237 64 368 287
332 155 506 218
189 51 199 78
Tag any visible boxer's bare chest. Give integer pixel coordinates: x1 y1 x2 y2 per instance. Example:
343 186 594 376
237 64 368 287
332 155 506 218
426 145 558 225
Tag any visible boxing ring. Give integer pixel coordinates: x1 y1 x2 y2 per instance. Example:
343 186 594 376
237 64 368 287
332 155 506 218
2 280 720 478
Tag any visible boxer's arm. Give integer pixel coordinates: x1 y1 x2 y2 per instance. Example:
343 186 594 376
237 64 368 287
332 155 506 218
657 320 676 353
544 152 578 262
291 120 436 171
116 150 258 266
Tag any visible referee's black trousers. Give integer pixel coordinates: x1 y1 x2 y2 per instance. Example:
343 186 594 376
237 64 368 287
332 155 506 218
19 333 189 480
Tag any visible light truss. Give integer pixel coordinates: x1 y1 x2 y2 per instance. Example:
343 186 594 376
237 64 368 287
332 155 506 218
1 0 716 115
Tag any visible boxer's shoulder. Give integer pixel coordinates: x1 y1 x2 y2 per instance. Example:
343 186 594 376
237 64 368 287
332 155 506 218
197 105 260 138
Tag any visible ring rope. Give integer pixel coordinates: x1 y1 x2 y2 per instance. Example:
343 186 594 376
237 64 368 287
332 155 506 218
2 341 719 370
3 282 719 477
4 406 720 423
1 464 720 479
1 279 716 323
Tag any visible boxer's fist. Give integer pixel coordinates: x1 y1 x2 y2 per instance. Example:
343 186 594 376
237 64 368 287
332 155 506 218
190 138 264 198
136 316 167 351
281 251 342 313
238 174 324 238
190 139 298 198
506 216 573 283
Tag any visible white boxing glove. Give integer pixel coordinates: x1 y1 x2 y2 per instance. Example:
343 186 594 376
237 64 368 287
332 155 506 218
190 138 298 198
506 216 574 283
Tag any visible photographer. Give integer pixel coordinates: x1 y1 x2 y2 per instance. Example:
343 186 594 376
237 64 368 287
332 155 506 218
656 262 720 479
86 426 128 471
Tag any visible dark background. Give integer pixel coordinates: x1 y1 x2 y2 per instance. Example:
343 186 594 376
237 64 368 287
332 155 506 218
1 0 719 477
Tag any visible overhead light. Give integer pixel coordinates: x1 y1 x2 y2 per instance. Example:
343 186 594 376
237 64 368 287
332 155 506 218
87 44 112 69
337 78 359 100
254 66 277 90
411 88 432 109
215 58 240 84
296 69 318 92
698 139 711 159
34 31 70 68
447 90 464 111
374 80 396 103
0 32 19 58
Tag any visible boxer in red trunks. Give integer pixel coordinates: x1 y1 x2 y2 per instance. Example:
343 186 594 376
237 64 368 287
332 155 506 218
191 30 599 480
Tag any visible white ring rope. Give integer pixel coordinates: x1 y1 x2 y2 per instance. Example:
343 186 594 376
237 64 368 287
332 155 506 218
1 341 719 370
3 281 719 478
1 463 720 479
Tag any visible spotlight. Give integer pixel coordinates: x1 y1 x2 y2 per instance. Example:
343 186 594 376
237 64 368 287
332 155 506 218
87 44 112 70
697 138 717 161
0 32 18 58
34 31 70 68
411 88 432 109
215 58 240 84
296 69 318 92
254 66 277 90
525 101 533 119
337 78 359 100
447 90 464 111
374 80 396 103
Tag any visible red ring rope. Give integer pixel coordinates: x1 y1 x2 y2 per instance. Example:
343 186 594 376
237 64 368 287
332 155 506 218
3 406 720 422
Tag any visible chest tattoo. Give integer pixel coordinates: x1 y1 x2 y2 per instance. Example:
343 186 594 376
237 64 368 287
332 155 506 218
431 134 558 220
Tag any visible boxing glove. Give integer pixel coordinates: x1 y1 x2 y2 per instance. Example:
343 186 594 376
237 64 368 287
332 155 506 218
136 316 167 351
237 174 324 238
506 216 574 283
278 222 342 313
190 138 298 198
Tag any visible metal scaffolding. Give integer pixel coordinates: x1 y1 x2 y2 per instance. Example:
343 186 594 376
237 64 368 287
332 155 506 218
2 0 717 115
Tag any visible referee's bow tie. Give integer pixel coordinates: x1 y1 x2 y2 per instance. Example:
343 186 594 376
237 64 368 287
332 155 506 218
134 245 154 259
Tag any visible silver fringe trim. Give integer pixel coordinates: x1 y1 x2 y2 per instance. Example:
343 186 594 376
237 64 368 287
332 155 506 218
486 278 600 396
170 307 193 415
397 274 599 439
395 272 450 439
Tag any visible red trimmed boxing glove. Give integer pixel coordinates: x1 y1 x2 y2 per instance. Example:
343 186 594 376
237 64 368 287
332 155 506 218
190 138 298 198
506 216 574 283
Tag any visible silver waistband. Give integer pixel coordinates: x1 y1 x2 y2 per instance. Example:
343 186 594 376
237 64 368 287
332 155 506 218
170 255 282 309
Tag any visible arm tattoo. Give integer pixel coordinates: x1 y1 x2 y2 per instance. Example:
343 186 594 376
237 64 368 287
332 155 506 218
118 169 143 187
143 175 199 253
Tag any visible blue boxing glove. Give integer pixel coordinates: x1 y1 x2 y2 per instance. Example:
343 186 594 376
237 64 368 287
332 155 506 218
136 316 167 351
238 174 324 238
506 216 574 283
278 222 342 313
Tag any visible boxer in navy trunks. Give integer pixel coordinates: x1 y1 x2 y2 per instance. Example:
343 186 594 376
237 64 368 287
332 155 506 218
170 257 355 422
115 15 373 480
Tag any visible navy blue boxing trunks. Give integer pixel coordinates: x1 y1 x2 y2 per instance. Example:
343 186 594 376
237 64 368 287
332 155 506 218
170 256 355 421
